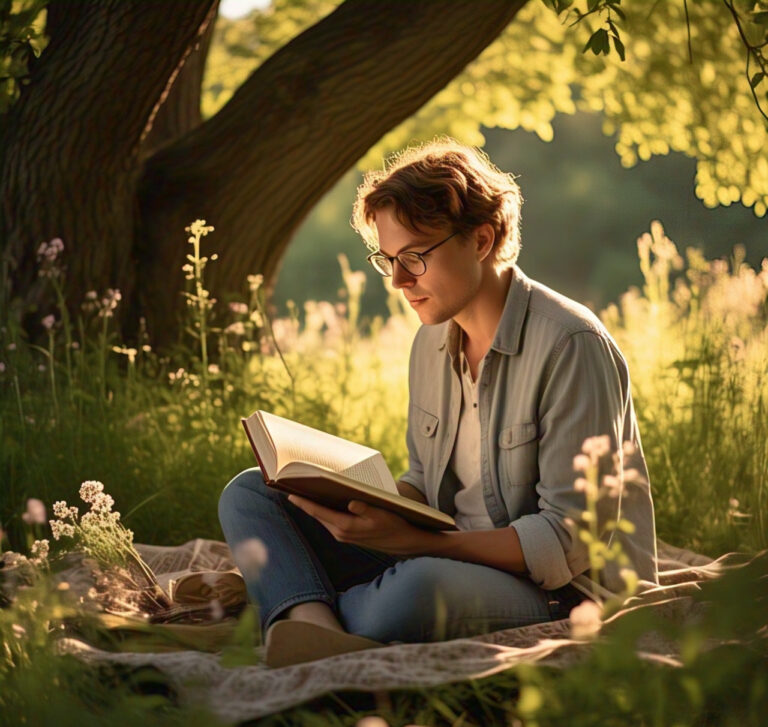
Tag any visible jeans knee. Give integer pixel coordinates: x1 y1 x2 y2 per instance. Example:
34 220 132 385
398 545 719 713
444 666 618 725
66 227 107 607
343 558 462 643
218 467 268 523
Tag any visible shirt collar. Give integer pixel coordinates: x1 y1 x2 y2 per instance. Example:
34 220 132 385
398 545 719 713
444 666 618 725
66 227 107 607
438 264 532 357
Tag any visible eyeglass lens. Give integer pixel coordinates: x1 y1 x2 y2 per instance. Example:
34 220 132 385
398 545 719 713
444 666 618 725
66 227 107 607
371 252 425 277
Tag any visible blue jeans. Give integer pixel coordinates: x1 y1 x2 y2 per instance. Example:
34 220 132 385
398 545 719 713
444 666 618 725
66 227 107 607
218 468 584 642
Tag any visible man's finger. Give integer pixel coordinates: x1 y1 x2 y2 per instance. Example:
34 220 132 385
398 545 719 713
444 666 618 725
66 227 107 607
288 495 355 529
347 500 367 515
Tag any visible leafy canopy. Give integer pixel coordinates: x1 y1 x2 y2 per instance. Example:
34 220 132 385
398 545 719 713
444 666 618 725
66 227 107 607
205 0 768 216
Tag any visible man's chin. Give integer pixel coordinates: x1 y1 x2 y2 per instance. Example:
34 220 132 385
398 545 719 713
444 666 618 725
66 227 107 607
415 307 450 326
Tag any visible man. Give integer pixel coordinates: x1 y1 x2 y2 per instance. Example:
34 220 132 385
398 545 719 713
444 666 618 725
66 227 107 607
218 138 657 668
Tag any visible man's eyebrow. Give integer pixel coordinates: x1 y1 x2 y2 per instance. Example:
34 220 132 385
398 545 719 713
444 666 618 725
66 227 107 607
377 238 431 256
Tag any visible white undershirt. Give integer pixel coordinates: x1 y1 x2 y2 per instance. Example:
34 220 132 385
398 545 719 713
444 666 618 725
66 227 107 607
450 342 495 531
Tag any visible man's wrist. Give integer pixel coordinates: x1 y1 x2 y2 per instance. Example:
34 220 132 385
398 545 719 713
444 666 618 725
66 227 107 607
403 525 447 558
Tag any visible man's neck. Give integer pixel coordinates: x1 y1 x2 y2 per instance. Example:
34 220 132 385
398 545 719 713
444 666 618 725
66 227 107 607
454 266 513 365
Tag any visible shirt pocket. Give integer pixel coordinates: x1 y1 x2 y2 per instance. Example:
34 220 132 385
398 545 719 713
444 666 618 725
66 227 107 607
411 404 439 471
413 404 439 439
498 422 539 487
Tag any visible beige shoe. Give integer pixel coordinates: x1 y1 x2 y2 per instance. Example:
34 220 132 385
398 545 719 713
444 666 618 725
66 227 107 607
264 620 385 668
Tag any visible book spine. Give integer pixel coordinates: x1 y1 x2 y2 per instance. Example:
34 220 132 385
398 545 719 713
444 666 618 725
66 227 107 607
240 418 273 484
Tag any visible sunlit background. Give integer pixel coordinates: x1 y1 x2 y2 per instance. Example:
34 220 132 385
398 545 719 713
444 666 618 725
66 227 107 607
212 1 766 322
219 0 267 18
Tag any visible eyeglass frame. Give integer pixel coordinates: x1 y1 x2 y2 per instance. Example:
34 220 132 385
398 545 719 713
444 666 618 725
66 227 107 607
366 230 460 277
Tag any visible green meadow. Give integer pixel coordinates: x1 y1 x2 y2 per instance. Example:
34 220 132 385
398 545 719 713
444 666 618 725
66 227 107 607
1 219 766 726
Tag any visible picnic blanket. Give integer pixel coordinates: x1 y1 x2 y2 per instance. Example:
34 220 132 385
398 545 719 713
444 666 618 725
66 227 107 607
5 539 759 723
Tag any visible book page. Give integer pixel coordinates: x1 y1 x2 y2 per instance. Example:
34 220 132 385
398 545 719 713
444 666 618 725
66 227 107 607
260 411 397 493
338 452 398 493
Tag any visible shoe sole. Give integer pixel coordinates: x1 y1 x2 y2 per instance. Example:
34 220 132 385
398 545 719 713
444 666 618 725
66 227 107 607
264 620 385 668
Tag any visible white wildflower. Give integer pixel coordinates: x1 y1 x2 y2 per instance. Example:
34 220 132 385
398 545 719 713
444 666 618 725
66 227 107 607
90 493 115 514
79 481 105 503
247 273 263 293
31 539 49 559
41 314 55 330
249 309 263 326
50 520 75 540
228 302 248 315
185 219 214 238
53 500 70 519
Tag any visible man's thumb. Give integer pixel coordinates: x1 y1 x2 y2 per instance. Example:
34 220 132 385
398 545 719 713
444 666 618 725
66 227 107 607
348 500 366 515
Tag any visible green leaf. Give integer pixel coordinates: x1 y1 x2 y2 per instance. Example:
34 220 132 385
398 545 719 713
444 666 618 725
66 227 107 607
751 10 768 25
587 28 610 56
613 34 626 61
751 71 765 89
587 0 601 12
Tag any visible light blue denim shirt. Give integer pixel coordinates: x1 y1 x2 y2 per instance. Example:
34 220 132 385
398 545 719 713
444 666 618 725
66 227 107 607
399 266 658 593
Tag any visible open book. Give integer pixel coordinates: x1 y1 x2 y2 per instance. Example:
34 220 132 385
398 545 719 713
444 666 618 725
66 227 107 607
241 410 456 532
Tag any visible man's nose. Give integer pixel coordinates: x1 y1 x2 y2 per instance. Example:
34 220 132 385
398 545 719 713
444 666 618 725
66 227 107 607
391 259 416 289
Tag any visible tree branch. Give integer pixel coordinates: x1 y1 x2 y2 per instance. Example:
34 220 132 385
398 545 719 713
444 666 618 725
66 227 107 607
136 0 528 340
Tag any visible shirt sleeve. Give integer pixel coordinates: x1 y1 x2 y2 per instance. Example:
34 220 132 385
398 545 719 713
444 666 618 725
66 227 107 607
398 331 427 496
509 330 630 591
398 399 427 496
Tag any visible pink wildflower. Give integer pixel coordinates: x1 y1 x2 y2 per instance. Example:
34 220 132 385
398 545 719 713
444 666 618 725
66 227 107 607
569 599 603 640
22 498 47 525
232 538 268 581
581 435 611 459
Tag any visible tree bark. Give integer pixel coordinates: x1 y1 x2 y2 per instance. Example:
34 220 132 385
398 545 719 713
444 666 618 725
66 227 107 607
136 0 528 343
0 0 217 327
140 2 219 160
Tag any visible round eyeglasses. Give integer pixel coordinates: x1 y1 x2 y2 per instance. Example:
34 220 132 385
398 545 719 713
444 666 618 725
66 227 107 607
366 231 459 277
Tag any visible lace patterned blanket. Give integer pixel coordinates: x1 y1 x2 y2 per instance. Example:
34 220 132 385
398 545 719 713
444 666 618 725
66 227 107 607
33 539 752 723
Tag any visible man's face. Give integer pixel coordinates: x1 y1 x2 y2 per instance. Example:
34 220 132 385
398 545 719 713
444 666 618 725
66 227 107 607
373 206 484 326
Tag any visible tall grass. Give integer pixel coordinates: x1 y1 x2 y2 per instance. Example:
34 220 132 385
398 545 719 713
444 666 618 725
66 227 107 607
1 220 766 726
602 221 768 554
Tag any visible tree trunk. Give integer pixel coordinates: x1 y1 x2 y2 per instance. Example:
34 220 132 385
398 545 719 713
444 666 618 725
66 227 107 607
140 3 219 160
0 0 217 328
2 0 527 346
136 0 527 343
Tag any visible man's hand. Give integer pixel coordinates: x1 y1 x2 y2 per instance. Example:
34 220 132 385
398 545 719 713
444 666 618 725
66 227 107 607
287 494 436 556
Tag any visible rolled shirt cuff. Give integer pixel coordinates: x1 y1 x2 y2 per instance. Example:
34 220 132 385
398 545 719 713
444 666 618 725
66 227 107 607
397 472 427 498
510 514 575 591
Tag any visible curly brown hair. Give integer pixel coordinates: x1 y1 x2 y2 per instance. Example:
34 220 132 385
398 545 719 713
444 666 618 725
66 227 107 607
351 137 523 270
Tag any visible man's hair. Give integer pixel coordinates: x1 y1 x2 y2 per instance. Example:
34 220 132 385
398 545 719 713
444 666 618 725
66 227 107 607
351 137 523 270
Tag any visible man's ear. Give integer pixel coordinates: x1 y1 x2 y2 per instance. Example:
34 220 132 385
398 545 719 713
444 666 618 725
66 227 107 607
475 223 496 262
